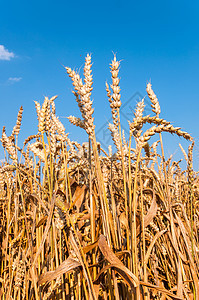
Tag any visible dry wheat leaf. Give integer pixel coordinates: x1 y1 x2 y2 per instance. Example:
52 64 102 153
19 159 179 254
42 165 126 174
98 235 139 289
137 192 158 235
116 250 131 258
94 264 137 292
38 257 81 285
144 229 167 264
36 215 47 228
119 212 129 229
32 193 55 267
83 239 99 254
93 283 100 299
170 210 180 254
176 258 183 298
71 184 87 210
29 193 49 213
69 177 76 186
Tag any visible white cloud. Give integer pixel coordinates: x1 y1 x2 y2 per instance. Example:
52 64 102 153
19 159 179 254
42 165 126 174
0 45 15 61
8 77 22 83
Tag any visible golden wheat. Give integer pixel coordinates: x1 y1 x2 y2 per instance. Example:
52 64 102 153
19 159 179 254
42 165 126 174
0 54 198 300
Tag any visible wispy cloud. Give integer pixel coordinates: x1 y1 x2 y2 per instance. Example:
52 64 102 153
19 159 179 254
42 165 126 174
0 45 15 61
8 77 22 84
0 77 22 86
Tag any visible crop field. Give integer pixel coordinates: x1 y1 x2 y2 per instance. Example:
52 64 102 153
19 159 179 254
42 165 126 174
0 54 198 299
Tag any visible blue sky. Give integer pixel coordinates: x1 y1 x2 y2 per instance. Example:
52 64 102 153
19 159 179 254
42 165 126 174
1 0 199 167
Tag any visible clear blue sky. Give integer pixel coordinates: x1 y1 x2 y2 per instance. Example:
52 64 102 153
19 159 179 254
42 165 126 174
1 0 199 167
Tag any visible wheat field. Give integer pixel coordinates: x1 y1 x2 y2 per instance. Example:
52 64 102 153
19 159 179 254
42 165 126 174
0 54 198 299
